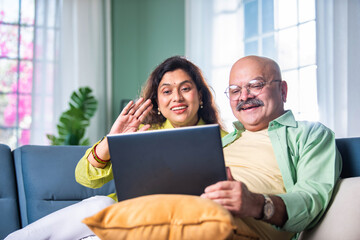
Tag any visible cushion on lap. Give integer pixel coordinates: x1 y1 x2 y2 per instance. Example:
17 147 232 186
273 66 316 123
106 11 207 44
82 194 237 240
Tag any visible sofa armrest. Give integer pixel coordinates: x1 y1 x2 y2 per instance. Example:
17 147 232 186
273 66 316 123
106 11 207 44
299 177 360 240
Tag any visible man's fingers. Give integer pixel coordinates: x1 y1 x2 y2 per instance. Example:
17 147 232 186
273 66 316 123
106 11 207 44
226 167 235 181
202 189 235 199
204 181 233 193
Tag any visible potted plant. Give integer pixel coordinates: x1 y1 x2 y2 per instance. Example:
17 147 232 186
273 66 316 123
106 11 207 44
47 87 97 145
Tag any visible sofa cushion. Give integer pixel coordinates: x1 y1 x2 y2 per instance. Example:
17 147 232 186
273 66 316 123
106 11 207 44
83 194 236 240
299 177 360 240
13 145 115 227
0 144 21 239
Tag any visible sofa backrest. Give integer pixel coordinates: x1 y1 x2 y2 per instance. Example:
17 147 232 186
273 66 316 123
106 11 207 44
13 145 116 227
336 137 360 178
0 144 21 239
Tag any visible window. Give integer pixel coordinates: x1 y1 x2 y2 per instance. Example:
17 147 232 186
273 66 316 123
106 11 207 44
187 0 317 130
0 0 35 149
0 0 60 149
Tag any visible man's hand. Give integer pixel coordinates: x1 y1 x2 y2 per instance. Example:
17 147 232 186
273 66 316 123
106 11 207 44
201 175 263 218
202 167 288 227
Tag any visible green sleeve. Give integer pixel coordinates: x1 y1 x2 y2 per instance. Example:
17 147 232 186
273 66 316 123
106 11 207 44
278 123 342 232
75 142 114 189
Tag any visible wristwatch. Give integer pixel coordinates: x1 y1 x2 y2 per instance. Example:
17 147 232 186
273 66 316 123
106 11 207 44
262 194 275 221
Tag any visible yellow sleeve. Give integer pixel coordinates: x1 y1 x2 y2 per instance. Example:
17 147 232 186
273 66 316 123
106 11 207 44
75 141 114 189
220 129 228 138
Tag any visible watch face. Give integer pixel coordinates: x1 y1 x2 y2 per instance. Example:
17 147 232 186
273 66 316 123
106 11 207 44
264 203 274 217
263 196 275 220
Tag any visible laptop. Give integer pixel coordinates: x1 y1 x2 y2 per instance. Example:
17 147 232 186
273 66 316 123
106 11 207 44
107 124 227 201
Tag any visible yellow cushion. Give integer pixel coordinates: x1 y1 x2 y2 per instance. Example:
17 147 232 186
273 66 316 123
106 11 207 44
82 194 237 240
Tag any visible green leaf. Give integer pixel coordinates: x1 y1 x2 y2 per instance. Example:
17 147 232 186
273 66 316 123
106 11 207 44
69 87 98 120
46 134 64 145
64 134 80 145
80 138 90 146
47 86 98 145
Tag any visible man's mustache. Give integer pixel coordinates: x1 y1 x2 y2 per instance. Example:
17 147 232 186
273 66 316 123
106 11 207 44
236 98 264 111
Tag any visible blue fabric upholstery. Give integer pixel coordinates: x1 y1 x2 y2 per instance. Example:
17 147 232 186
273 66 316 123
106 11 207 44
336 138 360 178
0 144 20 239
13 145 115 227
1 137 359 238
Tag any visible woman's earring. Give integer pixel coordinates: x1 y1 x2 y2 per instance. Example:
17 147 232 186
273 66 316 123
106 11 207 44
200 101 204 109
158 108 161 115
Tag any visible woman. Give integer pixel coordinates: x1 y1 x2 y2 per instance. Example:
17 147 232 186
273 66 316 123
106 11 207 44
75 56 227 200
5 56 226 240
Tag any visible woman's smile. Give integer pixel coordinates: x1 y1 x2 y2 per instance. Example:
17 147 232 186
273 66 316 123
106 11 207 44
171 104 188 113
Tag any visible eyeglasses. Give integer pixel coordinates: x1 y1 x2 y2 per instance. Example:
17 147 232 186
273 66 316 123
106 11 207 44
224 79 282 101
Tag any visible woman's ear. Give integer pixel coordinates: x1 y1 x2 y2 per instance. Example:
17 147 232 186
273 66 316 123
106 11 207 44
198 91 203 102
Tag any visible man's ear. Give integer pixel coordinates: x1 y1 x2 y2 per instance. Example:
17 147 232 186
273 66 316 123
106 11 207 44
281 81 288 103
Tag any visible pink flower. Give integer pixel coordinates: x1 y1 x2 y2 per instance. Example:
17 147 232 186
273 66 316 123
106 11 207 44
4 104 16 126
0 42 9 57
20 129 30 145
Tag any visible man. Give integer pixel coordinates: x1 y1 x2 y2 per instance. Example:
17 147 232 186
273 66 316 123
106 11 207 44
201 56 342 239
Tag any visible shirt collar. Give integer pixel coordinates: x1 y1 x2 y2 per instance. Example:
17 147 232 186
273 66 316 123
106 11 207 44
231 110 297 131
223 110 297 147
269 110 297 129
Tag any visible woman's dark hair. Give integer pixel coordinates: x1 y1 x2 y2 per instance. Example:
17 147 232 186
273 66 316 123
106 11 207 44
141 56 223 128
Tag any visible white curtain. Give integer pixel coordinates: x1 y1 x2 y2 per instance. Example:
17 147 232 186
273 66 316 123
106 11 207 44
31 0 112 145
30 0 62 145
185 0 241 131
185 0 213 81
317 0 360 138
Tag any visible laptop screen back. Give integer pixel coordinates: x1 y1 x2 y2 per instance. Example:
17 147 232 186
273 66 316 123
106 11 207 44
107 124 227 201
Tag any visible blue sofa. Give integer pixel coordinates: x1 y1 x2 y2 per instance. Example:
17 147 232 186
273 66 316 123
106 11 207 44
0 138 359 239
0 145 115 239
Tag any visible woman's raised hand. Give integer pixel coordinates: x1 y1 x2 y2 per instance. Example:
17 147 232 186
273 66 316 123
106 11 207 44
109 98 153 134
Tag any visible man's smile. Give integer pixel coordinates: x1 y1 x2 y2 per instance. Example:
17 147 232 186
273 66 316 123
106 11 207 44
240 104 261 111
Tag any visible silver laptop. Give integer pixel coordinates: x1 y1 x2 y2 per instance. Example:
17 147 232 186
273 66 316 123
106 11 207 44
107 124 227 201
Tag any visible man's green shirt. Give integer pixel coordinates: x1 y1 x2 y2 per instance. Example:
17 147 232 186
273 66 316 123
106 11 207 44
222 110 342 232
